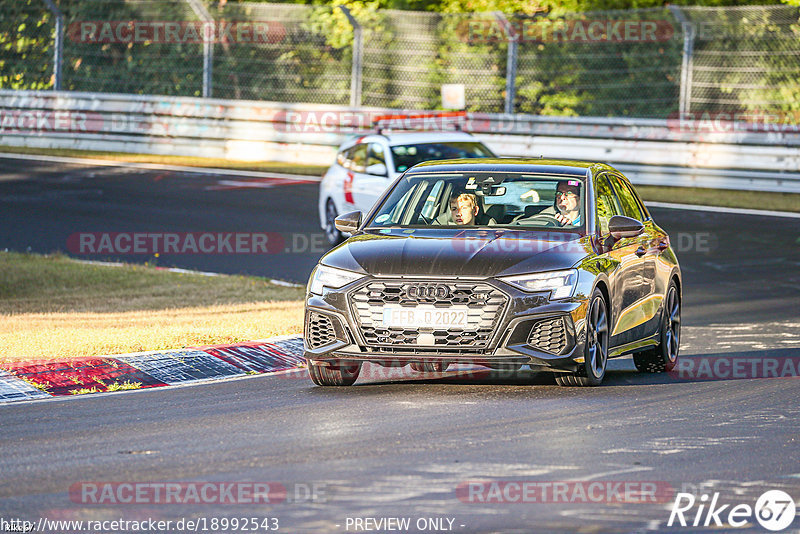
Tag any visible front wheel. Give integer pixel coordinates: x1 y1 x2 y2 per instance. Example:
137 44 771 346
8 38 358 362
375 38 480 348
308 360 361 386
324 199 343 246
556 288 609 387
633 281 680 373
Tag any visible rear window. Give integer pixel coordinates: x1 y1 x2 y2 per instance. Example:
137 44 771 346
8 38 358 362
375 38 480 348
390 142 494 172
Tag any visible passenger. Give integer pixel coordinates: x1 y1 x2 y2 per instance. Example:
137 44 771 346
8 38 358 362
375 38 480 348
449 192 479 225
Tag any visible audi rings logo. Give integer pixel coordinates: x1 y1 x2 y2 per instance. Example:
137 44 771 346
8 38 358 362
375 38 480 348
405 284 450 301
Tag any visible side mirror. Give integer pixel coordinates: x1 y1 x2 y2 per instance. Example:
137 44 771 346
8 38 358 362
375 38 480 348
335 211 362 234
608 215 644 239
365 163 387 177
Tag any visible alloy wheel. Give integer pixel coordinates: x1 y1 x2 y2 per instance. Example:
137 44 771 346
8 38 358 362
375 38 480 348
664 285 680 363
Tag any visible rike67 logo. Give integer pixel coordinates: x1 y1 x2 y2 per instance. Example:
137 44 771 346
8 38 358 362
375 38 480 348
668 490 796 531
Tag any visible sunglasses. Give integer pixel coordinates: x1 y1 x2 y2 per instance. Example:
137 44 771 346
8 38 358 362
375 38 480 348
556 191 579 199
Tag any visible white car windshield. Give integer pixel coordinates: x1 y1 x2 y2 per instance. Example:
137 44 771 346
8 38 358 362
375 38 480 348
367 172 586 231
390 142 494 172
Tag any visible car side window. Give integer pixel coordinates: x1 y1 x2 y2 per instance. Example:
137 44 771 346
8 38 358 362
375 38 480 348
609 174 645 221
420 180 444 220
596 174 622 235
348 144 368 173
368 143 386 166
336 149 348 167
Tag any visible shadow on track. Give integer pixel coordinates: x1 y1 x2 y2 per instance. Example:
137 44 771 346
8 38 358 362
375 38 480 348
301 346 800 392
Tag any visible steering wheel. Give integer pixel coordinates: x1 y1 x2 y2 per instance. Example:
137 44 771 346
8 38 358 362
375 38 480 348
518 213 564 227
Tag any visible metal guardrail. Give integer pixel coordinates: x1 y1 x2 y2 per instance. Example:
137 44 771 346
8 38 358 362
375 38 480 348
1 90 799 193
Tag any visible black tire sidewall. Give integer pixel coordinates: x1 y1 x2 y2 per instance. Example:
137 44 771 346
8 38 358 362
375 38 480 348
661 281 680 371
583 288 608 384
325 200 342 246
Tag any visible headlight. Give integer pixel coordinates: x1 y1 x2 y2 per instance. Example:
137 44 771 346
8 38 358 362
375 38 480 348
308 265 364 295
498 269 577 299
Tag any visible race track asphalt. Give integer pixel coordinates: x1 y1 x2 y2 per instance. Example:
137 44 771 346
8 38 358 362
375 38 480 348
1 156 799 533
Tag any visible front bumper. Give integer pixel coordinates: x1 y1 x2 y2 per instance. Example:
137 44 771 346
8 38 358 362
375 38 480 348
303 278 590 373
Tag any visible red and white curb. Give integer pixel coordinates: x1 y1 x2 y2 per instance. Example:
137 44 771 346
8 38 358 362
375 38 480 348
0 335 305 404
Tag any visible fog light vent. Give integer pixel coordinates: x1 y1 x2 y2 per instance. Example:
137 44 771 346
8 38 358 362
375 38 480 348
527 317 567 355
307 312 338 349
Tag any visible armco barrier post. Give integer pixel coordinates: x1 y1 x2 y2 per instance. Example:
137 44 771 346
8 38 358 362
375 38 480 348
669 6 695 116
184 0 214 98
40 0 63 90
340 6 363 108
494 11 518 115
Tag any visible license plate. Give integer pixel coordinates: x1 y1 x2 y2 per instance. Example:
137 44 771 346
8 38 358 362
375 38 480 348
382 305 469 328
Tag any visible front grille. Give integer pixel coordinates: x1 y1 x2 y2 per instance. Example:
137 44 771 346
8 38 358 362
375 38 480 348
350 281 508 351
527 317 567 354
307 311 338 349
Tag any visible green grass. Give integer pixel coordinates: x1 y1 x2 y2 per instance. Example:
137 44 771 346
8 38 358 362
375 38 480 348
637 185 800 213
105 381 143 392
71 387 100 395
0 252 303 314
0 252 305 363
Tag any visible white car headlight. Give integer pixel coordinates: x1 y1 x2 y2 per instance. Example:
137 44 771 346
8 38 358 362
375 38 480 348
309 265 364 295
498 269 578 299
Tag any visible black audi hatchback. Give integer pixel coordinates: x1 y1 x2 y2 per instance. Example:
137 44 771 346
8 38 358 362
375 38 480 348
304 159 681 387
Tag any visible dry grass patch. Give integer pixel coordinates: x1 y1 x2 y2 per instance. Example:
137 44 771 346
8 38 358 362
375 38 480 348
0 146 327 177
0 301 303 364
0 252 305 363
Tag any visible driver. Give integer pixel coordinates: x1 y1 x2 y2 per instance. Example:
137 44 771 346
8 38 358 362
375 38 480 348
513 179 582 226
553 179 582 226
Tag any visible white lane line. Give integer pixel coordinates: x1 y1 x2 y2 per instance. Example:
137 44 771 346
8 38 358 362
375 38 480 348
0 152 323 182
646 201 800 219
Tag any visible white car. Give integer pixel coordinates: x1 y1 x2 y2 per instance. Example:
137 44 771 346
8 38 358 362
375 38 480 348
318 131 496 244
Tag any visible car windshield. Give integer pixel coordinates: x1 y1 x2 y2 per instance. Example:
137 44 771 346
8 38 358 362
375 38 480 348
367 172 586 231
390 142 494 172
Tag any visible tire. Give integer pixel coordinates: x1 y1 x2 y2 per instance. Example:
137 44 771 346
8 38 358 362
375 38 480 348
324 199 343 246
410 361 449 373
556 288 609 387
307 360 361 386
633 281 680 373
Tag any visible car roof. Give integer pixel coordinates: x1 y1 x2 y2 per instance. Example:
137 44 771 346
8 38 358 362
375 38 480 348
404 158 611 177
342 131 479 148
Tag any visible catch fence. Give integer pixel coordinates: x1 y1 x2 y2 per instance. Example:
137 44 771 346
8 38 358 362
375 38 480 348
3 1 799 118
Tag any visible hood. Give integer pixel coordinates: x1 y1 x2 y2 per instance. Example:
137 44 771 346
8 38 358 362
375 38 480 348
321 228 593 277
